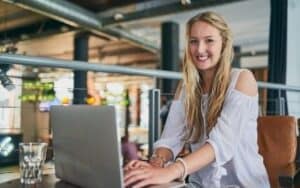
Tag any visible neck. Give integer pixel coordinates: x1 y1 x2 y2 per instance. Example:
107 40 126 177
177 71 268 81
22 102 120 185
200 68 216 94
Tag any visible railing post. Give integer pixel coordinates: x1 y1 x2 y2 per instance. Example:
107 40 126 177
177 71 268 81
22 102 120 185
276 89 285 115
148 89 160 156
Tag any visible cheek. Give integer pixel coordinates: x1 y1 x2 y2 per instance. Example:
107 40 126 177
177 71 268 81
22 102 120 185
212 45 223 58
188 45 196 54
188 48 198 59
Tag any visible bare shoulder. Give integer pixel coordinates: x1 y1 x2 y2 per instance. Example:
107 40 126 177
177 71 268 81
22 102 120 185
234 69 258 96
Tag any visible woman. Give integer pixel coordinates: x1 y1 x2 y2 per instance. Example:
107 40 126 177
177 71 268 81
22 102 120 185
124 11 270 188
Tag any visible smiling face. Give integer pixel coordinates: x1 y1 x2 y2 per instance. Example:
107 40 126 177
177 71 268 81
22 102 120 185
188 21 223 73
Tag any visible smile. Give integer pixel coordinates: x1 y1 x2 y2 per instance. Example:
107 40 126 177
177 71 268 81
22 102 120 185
196 55 209 62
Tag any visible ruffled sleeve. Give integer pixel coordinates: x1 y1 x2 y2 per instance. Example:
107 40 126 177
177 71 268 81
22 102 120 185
206 89 258 167
153 99 186 159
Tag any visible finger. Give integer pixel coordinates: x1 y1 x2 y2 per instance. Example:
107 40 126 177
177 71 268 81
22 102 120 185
124 168 144 181
138 163 151 169
124 160 140 171
149 160 163 168
132 161 150 168
131 178 154 188
123 167 130 174
127 160 139 168
124 160 135 170
124 170 151 187
124 163 150 176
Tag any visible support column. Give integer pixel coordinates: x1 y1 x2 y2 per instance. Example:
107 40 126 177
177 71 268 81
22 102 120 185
73 32 89 104
232 46 241 68
267 0 288 115
160 22 180 97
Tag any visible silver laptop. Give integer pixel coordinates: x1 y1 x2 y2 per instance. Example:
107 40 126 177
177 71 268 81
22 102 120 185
50 105 123 188
50 105 185 188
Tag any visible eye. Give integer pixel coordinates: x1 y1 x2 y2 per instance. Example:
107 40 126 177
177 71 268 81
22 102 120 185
206 38 214 43
189 39 198 45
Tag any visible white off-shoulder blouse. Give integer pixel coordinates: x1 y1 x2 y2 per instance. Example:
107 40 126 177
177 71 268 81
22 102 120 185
154 68 270 188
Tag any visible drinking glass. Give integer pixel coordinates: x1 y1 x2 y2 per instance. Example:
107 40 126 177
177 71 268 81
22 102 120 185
19 142 48 184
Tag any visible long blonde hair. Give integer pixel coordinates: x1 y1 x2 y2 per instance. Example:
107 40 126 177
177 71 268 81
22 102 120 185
183 11 234 142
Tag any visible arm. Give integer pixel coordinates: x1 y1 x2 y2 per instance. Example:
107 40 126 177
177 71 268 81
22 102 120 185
149 147 173 167
151 83 186 165
172 143 215 175
150 83 184 167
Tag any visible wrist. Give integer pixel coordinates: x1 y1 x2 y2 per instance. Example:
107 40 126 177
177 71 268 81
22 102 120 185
175 158 188 181
165 162 184 181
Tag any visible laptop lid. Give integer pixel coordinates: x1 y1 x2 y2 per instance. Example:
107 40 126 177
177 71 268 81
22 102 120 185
50 105 123 188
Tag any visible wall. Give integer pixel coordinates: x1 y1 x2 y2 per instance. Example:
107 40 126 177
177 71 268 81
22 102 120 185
287 0 300 117
21 103 37 142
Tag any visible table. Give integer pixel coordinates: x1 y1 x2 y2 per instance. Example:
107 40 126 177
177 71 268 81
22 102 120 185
0 174 80 188
0 174 186 188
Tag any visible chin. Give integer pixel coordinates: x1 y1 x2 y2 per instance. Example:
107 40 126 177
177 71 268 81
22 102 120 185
197 67 210 72
195 63 210 70
195 64 217 72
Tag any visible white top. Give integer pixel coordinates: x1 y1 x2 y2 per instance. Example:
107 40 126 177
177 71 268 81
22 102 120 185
154 68 270 188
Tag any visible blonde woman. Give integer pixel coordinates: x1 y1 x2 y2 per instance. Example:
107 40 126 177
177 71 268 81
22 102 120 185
124 11 270 188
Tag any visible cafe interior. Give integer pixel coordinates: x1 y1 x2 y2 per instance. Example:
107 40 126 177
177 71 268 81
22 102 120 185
0 0 300 187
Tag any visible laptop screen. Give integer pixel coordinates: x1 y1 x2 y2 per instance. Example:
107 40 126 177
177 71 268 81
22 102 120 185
50 105 123 188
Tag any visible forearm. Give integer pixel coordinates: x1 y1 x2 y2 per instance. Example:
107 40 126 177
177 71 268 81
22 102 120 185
183 142 215 174
165 142 215 181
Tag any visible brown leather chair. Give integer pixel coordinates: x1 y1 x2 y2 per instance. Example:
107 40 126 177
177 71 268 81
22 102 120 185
258 116 298 188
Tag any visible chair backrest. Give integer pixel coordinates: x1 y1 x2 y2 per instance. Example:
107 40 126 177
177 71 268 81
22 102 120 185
257 116 297 188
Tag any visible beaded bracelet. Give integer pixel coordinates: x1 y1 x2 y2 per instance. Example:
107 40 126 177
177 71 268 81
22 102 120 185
175 158 188 181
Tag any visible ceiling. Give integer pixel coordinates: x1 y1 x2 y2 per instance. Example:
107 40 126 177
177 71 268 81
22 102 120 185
67 0 152 12
0 0 270 48
122 0 270 57
0 0 270 79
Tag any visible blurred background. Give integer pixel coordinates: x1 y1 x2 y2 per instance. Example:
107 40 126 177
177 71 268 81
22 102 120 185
0 0 299 166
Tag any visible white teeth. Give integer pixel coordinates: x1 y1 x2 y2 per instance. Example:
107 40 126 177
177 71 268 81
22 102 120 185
197 56 208 61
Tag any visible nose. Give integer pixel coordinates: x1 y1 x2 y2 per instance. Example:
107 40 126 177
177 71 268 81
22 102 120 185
197 41 206 53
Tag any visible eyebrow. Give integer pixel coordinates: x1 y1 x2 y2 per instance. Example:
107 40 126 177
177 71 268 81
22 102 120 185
189 35 216 39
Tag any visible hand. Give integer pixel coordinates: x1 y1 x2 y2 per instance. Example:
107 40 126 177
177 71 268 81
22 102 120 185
149 155 166 167
123 160 151 172
124 165 176 188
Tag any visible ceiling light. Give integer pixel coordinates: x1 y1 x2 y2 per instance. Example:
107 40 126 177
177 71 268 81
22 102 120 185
0 67 15 91
181 0 191 5
114 13 124 21
20 34 29 40
60 26 70 32
0 137 15 157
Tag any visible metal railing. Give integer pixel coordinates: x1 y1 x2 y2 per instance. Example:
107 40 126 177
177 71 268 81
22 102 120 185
1 53 300 156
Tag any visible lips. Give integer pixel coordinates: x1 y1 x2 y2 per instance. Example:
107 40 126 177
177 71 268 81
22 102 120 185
195 55 209 63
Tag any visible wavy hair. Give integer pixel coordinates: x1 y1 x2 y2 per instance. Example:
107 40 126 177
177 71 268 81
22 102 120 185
182 11 234 142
